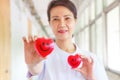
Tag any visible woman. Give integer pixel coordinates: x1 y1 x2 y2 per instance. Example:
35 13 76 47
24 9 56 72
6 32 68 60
23 0 108 80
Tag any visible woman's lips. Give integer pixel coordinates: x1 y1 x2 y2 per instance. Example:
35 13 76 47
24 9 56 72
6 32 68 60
58 30 67 33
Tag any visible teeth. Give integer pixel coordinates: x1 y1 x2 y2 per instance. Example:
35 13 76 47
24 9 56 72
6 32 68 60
58 30 67 33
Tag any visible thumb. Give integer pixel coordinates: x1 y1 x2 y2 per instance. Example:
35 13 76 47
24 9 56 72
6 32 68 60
74 68 82 72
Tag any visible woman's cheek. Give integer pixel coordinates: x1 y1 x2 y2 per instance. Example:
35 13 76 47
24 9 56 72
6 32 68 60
69 24 75 31
68 21 75 28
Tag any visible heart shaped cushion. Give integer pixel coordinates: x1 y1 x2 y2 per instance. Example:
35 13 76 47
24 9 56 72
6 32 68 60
68 54 82 68
34 37 54 57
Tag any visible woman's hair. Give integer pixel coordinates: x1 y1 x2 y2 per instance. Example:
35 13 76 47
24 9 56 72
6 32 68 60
47 0 77 21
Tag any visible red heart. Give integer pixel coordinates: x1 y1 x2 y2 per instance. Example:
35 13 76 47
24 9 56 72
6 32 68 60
34 37 54 57
68 54 82 68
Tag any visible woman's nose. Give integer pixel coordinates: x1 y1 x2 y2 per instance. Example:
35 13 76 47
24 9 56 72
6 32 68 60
59 19 65 27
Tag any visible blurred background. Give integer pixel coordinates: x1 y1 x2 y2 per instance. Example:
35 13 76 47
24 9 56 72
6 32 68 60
0 0 120 80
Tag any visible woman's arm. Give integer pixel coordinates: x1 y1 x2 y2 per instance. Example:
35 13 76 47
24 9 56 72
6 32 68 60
23 36 45 76
27 61 43 75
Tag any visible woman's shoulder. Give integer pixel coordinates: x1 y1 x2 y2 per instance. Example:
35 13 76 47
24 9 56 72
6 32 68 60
78 48 96 57
75 44 90 54
75 44 97 59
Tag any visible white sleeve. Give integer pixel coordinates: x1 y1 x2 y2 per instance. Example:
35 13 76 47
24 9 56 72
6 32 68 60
92 54 109 80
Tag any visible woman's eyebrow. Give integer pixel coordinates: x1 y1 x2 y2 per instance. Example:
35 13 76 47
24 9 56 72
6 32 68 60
51 16 59 18
52 15 72 17
64 15 72 17
51 14 73 18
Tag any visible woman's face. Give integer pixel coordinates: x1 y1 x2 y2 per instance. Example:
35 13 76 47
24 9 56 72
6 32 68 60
49 6 76 40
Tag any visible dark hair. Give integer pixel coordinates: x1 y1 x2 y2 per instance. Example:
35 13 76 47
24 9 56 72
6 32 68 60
47 0 77 21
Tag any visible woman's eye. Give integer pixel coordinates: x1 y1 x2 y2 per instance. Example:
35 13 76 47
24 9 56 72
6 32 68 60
53 18 58 21
65 17 70 20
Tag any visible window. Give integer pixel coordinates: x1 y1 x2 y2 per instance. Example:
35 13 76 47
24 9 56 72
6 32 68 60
106 0 115 6
84 27 90 51
75 0 120 74
107 6 120 72
80 13 85 28
84 7 89 26
96 17 105 62
77 27 89 51
90 24 96 53
96 0 103 15
90 0 95 21
78 31 85 49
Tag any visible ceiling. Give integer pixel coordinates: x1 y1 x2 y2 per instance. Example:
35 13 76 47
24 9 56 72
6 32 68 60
14 0 88 38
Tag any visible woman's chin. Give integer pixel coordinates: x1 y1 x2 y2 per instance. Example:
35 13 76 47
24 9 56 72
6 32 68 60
56 36 72 41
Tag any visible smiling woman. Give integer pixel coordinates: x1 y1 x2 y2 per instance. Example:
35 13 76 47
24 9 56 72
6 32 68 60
23 0 109 80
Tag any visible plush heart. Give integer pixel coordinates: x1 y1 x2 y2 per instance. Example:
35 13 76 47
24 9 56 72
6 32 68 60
68 54 82 68
34 37 54 57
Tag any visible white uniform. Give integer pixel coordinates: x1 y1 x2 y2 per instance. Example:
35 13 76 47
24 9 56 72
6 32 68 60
35 43 108 80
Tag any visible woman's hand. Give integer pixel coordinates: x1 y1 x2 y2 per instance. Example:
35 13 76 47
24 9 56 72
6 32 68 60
22 36 45 65
74 56 96 80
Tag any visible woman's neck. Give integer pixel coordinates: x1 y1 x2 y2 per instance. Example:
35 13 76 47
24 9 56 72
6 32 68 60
56 39 76 53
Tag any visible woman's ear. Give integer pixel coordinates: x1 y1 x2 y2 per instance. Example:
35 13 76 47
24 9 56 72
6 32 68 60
49 21 52 28
48 21 51 26
48 20 50 24
75 19 77 23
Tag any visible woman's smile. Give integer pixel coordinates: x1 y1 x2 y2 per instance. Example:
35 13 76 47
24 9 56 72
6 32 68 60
58 29 68 34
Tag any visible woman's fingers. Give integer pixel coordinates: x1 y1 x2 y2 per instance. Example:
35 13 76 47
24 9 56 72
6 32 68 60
28 36 33 43
33 35 38 41
81 55 93 63
22 37 27 44
79 55 94 68
90 56 94 65
81 55 89 62
28 35 39 42
23 35 38 43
